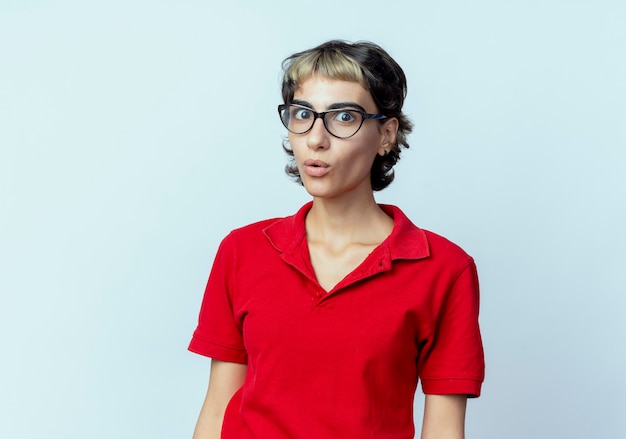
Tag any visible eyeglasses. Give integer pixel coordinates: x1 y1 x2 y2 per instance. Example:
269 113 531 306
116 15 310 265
278 103 387 139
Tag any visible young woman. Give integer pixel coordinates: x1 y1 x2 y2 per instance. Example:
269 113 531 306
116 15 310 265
189 40 484 439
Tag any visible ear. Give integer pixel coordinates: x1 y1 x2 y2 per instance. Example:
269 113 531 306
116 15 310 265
378 117 399 156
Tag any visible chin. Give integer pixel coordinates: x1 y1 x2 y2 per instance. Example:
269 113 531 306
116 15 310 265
303 187 334 199
302 182 336 199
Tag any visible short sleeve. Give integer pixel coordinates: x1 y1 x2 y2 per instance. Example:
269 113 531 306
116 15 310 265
188 234 248 364
418 260 484 397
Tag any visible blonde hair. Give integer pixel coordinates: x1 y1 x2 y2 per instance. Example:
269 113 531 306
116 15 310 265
283 48 368 91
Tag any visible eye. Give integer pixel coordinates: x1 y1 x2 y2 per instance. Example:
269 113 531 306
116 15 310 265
333 110 358 123
293 107 313 120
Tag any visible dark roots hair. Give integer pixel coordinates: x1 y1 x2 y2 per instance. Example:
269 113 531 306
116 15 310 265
280 40 413 191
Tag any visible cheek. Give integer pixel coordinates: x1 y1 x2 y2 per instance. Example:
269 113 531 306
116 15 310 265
289 141 304 161
349 134 383 162
338 148 378 174
287 129 308 144
286 134 303 155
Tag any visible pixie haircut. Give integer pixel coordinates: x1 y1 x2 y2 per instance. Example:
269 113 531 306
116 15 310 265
280 40 413 191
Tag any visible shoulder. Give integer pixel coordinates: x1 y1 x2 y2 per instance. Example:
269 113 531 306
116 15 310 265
422 229 473 264
230 217 281 237
216 203 310 256
221 217 282 247
420 229 476 281
212 217 285 268
384 204 474 267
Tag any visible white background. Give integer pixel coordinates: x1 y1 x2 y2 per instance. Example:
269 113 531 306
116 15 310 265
1 1 625 438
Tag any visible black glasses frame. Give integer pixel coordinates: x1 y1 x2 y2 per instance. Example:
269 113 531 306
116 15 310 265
278 103 387 139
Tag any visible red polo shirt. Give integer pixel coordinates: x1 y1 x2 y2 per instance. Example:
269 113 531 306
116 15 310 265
189 202 484 438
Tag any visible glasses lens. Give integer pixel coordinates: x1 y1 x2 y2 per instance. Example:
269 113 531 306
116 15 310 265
279 105 366 138
280 105 314 134
324 110 364 138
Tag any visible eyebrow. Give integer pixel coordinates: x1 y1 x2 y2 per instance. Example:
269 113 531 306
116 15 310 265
291 99 367 113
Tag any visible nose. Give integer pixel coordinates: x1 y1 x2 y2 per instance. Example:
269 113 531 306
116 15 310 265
306 117 330 150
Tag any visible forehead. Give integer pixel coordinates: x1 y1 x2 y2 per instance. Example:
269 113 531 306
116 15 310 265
293 74 376 110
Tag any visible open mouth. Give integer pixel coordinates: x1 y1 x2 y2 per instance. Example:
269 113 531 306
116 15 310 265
304 159 329 168
303 159 330 177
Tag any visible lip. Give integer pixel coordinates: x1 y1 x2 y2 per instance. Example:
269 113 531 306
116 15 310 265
303 159 330 177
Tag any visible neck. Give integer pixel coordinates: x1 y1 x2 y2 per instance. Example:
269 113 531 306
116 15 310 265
306 194 393 245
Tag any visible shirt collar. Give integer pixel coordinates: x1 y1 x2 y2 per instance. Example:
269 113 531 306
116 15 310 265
263 201 430 261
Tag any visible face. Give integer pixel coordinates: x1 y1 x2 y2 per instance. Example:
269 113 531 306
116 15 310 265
288 74 398 201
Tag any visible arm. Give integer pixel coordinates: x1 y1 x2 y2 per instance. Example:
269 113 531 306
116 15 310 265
193 360 247 439
420 394 467 439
